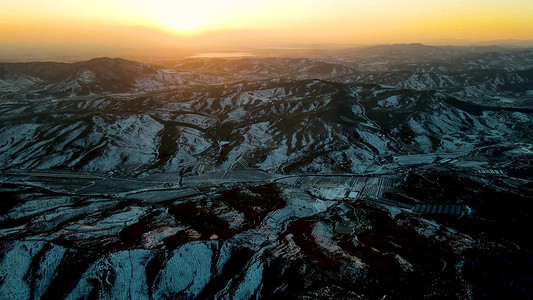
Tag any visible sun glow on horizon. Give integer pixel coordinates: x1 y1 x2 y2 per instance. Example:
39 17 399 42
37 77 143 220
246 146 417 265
1 0 533 60
134 0 222 33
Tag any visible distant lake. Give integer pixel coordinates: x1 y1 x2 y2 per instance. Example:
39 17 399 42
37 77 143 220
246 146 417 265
187 52 256 58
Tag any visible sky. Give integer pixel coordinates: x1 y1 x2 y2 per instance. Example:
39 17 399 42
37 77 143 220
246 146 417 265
1 0 533 61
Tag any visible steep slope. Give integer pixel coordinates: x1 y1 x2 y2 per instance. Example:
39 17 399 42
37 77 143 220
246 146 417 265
1 78 530 175
1 173 532 298
0 58 185 97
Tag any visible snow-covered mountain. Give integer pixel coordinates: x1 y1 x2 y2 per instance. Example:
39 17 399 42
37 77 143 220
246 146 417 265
0 58 187 96
1 45 533 299
0 75 531 175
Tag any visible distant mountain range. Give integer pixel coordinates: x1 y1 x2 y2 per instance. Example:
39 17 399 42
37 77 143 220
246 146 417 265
1 45 532 175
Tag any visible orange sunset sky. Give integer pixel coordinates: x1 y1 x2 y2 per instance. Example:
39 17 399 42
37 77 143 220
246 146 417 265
1 0 533 61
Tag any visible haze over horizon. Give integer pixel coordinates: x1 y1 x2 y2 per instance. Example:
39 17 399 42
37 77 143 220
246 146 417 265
2 0 533 62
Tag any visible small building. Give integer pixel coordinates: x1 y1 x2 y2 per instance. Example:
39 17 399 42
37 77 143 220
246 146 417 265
348 191 359 199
